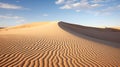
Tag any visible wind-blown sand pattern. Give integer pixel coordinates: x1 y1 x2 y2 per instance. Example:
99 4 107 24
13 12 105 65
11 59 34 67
0 21 120 67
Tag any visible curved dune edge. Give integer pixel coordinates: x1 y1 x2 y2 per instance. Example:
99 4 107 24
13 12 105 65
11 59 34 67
58 22 120 44
0 22 52 31
0 22 120 67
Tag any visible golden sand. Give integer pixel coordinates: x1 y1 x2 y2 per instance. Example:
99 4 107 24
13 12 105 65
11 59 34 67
0 22 120 67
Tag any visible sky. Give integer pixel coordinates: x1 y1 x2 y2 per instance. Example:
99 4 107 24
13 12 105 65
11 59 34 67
0 0 120 27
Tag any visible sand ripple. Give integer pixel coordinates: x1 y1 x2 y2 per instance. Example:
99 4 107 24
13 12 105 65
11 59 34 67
0 22 120 67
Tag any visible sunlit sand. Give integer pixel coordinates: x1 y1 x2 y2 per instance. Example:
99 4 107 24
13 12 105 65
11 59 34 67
0 21 120 67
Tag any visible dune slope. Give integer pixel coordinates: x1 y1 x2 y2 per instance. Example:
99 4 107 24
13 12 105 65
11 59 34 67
59 22 120 44
0 22 120 67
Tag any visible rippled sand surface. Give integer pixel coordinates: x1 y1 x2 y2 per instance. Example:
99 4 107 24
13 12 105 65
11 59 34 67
0 22 120 67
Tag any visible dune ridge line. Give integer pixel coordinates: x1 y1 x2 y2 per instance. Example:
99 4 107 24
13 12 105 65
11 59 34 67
0 21 120 67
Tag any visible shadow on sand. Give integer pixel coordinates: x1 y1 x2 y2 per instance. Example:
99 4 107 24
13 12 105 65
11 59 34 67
58 21 120 48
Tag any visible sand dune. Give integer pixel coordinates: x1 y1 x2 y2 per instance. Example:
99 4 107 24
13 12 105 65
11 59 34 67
111 27 120 30
59 22 120 44
0 21 120 67
0 27 4 29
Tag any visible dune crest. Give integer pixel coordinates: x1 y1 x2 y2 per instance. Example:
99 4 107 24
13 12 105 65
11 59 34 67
0 21 120 67
59 22 120 44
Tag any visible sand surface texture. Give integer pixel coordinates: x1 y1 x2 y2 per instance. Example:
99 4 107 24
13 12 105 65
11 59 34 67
0 22 120 67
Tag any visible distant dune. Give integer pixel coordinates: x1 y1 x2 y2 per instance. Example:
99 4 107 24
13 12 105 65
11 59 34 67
0 27 4 29
111 27 120 30
6 22 50 29
0 21 120 67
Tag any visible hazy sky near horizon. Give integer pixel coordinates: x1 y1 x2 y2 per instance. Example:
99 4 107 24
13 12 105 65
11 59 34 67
0 0 120 27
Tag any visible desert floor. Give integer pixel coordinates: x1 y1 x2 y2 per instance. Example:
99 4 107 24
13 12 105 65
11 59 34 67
0 22 120 67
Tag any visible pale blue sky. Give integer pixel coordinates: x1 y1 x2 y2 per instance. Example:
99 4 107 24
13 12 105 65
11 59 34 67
0 0 120 27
